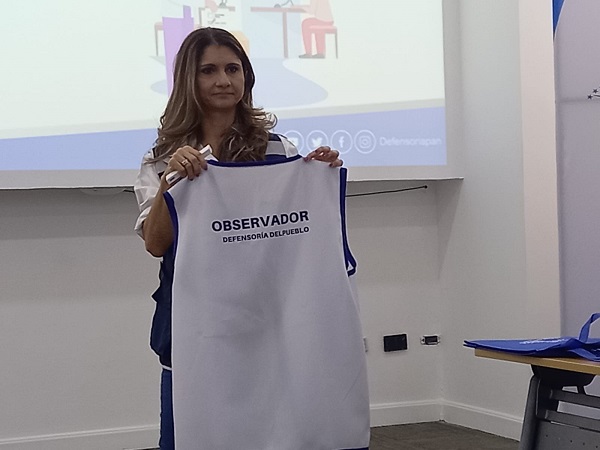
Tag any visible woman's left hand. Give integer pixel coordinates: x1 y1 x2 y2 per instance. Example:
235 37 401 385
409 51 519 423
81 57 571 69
304 146 343 167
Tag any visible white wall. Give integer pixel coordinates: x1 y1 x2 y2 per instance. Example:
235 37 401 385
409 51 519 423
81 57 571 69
439 0 560 439
0 190 161 449
347 180 444 426
0 0 562 447
554 0 600 335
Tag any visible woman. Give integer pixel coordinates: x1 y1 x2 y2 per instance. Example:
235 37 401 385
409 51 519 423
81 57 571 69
134 27 341 449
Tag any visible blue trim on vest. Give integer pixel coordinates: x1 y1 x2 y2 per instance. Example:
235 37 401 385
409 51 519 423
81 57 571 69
339 167 357 276
155 192 179 368
553 0 565 34
149 244 174 368
163 191 179 265
208 153 302 167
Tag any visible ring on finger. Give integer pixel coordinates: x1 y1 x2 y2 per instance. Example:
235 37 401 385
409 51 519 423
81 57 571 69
181 159 190 167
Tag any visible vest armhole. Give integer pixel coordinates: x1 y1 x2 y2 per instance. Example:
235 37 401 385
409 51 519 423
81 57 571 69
339 168 357 276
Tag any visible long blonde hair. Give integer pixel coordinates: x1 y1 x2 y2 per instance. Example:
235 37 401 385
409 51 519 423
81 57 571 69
150 28 275 162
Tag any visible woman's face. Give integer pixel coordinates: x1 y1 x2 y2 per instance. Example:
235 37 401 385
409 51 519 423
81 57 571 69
197 45 245 115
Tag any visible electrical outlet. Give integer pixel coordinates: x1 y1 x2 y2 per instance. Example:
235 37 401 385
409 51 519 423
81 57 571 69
421 335 440 345
383 333 408 352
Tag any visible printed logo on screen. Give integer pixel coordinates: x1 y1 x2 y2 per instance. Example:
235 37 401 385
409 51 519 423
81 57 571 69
354 130 377 154
306 130 329 150
331 130 353 154
283 130 304 152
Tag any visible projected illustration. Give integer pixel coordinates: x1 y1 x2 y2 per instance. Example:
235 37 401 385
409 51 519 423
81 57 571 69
298 0 336 58
0 0 446 188
154 0 337 108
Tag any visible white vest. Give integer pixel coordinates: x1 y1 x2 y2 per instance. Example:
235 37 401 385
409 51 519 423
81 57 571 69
165 156 370 450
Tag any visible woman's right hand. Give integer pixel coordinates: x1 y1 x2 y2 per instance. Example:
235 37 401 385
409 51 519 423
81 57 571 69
145 145 208 257
162 145 209 186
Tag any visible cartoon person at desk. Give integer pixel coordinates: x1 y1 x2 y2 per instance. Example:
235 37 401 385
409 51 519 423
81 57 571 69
298 0 334 59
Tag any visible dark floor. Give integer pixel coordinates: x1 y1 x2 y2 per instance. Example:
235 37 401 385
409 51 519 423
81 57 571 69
370 421 519 450
147 421 519 449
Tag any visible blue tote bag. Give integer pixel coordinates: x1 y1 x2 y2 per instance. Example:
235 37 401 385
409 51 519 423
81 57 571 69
464 313 600 361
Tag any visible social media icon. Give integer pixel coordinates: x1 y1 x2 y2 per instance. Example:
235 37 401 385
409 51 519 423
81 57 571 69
306 130 329 150
331 130 353 154
354 130 377 154
282 130 304 152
